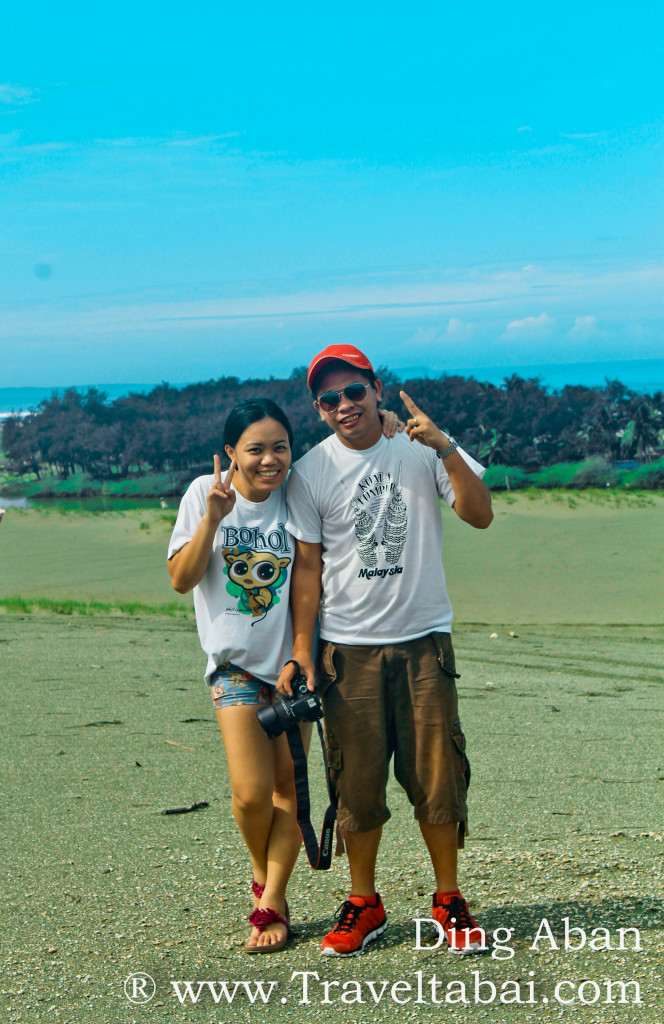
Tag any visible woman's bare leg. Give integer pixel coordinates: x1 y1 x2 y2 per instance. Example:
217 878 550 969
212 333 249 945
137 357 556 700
216 707 305 947
257 725 311 938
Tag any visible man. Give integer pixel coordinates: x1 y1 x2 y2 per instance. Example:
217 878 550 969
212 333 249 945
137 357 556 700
278 345 493 957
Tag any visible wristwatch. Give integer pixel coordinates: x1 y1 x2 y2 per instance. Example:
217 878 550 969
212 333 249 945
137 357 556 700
436 436 458 460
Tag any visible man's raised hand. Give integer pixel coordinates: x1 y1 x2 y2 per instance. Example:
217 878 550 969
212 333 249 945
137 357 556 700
206 453 237 523
400 391 448 452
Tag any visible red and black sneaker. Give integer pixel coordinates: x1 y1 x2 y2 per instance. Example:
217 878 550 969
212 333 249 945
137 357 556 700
432 890 488 954
321 894 388 956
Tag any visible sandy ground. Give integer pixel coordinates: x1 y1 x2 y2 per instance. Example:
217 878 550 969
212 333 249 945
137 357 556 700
1 615 662 1024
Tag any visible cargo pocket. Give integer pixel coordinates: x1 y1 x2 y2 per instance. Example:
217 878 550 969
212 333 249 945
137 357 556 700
317 640 339 696
450 716 471 790
431 632 461 679
318 642 342 771
325 728 343 772
450 716 471 849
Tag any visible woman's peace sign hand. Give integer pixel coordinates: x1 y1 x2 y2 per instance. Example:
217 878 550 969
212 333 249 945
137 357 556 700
400 391 448 452
206 454 237 524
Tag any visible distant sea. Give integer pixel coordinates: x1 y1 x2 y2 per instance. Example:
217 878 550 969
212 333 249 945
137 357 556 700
398 358 664 395
1 359 662 415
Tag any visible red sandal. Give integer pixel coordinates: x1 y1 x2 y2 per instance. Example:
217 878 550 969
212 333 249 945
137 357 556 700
245 906 291 954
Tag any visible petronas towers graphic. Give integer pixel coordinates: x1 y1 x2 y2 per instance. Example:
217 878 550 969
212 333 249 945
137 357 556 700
344 465 408 568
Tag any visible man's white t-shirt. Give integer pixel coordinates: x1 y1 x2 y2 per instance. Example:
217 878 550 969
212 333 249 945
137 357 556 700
286 432 485 645
168 478 294 685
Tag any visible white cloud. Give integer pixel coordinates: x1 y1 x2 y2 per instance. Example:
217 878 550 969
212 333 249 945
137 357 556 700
0 84 39 105
93 132 242 150
166 132 243 147
403 320 474 347
1 263 662 343
569 315 601 339
569 315 598 335
446 318 474 339
503 312 554 337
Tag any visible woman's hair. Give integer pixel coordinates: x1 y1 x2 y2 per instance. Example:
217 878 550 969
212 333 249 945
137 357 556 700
222 398 293 449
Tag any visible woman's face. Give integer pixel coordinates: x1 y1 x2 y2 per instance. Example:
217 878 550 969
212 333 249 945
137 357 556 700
225 417 291 502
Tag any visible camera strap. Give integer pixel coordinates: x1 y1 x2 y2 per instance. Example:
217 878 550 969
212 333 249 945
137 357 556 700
285 720 337 870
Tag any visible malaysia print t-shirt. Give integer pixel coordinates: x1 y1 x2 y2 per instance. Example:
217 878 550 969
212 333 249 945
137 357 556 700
286 432 485 644
168 479 294 685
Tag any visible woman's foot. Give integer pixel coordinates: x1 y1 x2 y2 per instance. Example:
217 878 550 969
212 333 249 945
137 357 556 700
246 876 266 948
245 896 290 952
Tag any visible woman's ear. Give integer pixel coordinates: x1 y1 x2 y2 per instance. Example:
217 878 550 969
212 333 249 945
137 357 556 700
224 444 235 461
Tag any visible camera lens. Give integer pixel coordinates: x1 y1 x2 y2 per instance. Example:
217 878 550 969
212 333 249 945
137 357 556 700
256 675 323 739
256 701 289 739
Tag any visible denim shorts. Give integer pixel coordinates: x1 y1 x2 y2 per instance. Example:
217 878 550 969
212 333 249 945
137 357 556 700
209 662 276 710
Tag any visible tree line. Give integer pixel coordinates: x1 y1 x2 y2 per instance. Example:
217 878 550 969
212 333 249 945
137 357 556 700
2 369 662 482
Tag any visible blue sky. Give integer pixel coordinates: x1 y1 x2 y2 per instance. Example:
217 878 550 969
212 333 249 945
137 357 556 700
1 1 663 386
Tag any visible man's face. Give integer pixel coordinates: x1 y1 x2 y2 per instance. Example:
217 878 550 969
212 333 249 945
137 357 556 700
314 366 383 450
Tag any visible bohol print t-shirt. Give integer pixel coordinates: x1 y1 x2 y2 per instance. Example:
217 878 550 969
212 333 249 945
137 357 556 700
168 478 294 686
286 432 485 645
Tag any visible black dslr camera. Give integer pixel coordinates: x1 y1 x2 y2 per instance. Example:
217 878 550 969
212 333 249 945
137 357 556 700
256 667 323 739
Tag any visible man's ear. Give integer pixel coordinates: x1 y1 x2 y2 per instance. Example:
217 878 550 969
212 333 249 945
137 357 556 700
374 379 382 402
313 400 325 421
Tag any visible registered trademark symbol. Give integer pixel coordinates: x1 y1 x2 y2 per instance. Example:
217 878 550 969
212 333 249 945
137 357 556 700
124 972 156 1004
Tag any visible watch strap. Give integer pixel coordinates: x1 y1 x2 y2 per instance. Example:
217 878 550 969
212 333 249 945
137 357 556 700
436 438 459 460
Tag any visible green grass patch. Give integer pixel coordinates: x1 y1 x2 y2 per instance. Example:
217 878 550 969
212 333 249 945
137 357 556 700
485 460 620 491
530 462 582 488
482 464 531 490
623 457 664 489
0 468 188 499
484 458 664 492
3 458 664 500
0 595 194 617
491 485 655 508
95 472 185 497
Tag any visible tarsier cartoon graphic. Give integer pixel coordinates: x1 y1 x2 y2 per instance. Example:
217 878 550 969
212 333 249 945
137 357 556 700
222 547 291 622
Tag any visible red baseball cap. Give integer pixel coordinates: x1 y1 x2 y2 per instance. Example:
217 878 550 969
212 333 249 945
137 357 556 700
307 345 375 391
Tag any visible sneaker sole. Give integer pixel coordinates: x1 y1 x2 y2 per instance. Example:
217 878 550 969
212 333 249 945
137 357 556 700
321 919 388 957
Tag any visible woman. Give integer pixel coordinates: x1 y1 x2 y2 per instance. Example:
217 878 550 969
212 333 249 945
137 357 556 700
167 398 399 952
168 399 299 952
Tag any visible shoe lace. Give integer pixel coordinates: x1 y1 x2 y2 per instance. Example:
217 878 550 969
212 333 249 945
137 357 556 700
332 899 366 934
442 896 475 930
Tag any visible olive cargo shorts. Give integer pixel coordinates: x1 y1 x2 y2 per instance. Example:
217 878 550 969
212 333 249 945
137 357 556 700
318 632 470 843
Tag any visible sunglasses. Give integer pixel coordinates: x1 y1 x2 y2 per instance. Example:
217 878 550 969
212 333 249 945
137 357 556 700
316 382 371 412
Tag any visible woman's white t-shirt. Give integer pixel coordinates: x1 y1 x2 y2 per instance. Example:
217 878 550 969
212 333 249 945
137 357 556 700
168 477 294 686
